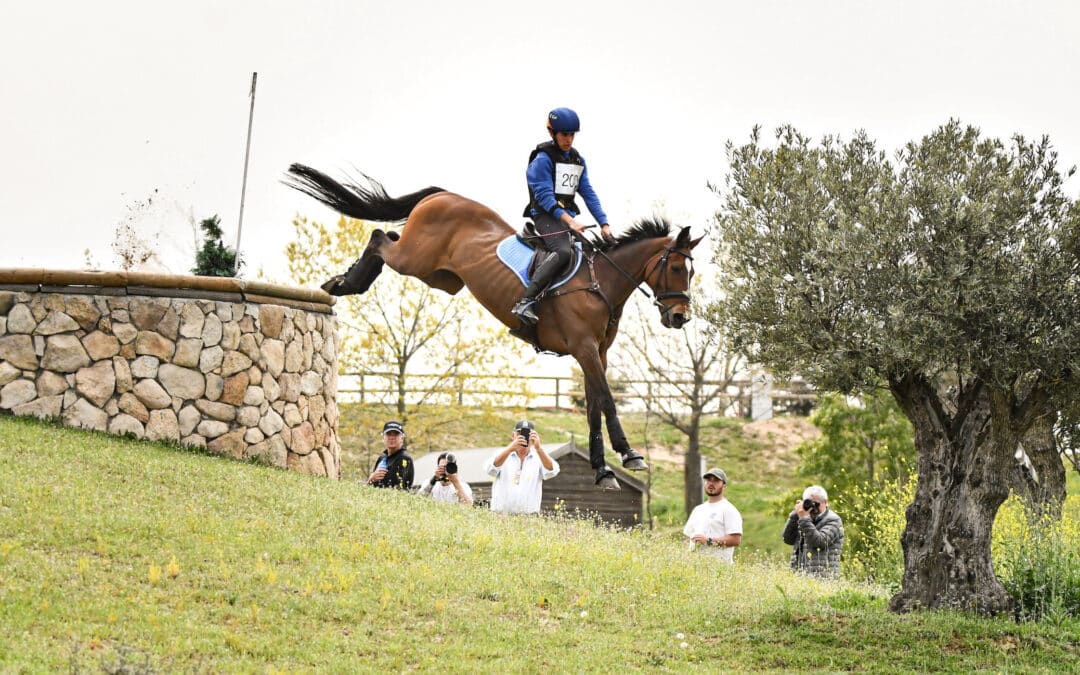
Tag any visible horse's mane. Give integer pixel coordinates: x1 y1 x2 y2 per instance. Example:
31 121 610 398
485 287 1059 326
592 216 672 252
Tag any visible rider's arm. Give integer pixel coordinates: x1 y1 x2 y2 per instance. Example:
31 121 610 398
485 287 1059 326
576 158 608 226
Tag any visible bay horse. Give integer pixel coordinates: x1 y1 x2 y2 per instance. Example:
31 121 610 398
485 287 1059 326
285 164 701 489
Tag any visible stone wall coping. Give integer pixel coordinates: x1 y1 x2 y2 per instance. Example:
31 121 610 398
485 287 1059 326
0 269 335 312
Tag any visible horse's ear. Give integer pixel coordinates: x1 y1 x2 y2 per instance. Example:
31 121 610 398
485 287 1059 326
675 226 694 248
690 235 704 250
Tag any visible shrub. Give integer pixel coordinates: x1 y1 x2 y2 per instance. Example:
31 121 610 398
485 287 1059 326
836 475 912 589
993 494 1080 622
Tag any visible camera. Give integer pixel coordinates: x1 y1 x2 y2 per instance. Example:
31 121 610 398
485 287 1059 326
444 453 458 476
802 499 819 511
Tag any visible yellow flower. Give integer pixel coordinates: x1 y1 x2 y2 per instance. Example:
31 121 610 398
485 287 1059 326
166 556 180 579
148 564 162 585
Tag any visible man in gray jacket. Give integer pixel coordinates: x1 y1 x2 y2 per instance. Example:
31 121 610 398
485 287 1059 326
783 485 844 578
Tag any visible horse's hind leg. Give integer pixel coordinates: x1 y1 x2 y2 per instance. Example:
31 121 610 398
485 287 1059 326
322 230 390 296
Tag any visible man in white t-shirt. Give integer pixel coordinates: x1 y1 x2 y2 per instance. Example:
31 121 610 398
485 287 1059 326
683 468 743 563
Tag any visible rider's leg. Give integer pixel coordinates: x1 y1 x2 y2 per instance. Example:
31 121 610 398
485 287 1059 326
512 214 573 323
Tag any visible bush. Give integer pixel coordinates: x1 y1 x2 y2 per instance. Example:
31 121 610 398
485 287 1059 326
993 495 1080 622
192 215 240 277
836 475 912 589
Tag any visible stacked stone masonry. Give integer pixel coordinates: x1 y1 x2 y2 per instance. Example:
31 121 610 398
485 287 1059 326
0 271 341 478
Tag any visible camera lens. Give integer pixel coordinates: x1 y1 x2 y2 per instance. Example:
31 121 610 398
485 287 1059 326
802 499 818 510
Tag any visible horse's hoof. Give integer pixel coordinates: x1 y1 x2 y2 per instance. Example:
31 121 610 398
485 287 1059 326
597 475 621 490
595 467 621 490
622 451 648 471
320 276 344 295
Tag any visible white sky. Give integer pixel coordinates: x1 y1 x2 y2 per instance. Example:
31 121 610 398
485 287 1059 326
2 0 1078 280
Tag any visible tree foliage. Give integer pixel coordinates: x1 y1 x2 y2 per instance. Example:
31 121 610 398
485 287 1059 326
191 215 239 277
711 120 1080 614
797 391 915 494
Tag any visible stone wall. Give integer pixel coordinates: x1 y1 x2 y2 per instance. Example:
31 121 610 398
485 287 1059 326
0 269 341 478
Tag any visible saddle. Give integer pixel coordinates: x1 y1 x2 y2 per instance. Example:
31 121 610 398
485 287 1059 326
495 223 583 291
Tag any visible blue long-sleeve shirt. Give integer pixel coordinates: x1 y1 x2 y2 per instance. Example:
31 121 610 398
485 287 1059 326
526 149 609 224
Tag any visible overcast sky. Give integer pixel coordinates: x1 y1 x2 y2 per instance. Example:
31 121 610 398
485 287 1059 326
2 0 1078 281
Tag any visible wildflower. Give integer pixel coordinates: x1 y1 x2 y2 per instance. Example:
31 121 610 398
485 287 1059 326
580 610 588 618
680 642 689 649
148 564 162 585
166 556 180 579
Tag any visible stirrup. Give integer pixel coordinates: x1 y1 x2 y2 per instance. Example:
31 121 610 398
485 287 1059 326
512 298 538 324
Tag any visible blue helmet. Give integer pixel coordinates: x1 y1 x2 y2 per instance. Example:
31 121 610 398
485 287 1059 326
547 107 581 134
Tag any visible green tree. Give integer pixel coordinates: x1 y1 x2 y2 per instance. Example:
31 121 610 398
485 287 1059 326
191 215 239 277
798 391 915 494
285 215 526 442
711 121 1078 614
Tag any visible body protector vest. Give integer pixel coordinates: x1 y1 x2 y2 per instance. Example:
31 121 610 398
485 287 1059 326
523 141 584 217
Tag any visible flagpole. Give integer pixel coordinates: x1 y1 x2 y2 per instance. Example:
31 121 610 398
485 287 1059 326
234 72 257 275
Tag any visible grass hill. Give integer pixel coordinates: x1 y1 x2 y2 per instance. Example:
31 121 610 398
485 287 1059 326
1 415 1078 671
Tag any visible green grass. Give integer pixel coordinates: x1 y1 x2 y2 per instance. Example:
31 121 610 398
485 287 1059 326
2 415 1078 671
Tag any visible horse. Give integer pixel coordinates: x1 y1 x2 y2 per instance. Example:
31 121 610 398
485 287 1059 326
285 164 701 489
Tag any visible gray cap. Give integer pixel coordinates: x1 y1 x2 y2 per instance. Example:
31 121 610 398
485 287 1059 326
702 468 728 483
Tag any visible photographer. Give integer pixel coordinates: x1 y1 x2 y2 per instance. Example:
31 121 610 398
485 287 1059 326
782 485 844 578
484 419 559 514
419 452 474 506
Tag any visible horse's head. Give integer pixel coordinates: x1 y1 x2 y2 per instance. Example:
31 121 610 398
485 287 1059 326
644 226 702 329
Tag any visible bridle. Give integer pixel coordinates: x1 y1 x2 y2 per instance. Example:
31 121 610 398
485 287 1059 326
642 245 694 318
570 230 694 320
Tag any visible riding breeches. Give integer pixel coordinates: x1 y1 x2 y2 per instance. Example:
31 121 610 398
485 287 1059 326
524 212 574 297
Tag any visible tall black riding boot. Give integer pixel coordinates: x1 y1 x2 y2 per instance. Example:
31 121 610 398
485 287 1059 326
511 253 563 324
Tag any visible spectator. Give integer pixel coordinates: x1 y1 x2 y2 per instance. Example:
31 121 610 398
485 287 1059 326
782 485 844 577
484 420 559 514
366 420 414 490
683 468 743 563
419 452 474 506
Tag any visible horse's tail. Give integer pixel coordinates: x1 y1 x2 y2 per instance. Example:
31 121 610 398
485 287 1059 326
284 163 445 222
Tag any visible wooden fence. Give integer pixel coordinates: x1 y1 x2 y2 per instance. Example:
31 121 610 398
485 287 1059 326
337 371 816 414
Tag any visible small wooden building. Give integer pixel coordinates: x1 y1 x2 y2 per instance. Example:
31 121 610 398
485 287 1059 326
412 438 646 528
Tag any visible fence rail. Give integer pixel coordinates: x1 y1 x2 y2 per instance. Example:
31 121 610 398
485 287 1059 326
337 371 815 415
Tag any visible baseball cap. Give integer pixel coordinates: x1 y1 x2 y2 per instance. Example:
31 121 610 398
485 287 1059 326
382 420 404 434
702 468 727 483
514 419 534 434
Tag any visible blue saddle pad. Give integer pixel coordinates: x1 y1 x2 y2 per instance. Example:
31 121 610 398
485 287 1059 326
495 236 583 288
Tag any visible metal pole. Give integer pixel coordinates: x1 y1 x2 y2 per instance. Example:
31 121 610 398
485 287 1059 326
234 72 257 275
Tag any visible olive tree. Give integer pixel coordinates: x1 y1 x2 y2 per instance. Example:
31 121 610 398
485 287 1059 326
711 121 1078 614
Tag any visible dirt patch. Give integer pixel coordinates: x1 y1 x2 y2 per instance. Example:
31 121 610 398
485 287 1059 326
743 416 819 473
642 416 818 471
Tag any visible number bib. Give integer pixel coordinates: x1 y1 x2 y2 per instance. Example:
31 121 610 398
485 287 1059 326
554 162 583 197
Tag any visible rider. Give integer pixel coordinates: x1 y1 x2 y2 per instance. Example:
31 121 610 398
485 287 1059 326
512 107 614 324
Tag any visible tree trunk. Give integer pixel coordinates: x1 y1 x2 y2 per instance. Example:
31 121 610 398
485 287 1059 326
888 375 1015 615
1012 410 1067 520
683 420 702 517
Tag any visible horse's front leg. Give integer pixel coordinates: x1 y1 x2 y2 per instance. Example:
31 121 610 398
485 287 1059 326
577 349 621 490
598 348 648 472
